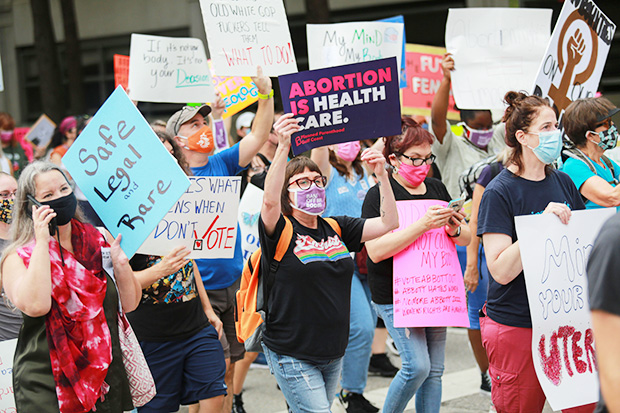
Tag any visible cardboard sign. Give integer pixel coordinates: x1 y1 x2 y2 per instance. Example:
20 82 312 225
238 183 263 261
24 114 55 147
208 60 258 119
307 21 404 78
532 0 616 114
515 208 614 410
402 44 459 121
279 57 401 155
63 86 191 258
199 0 297 77
0 339 17 409
392 200 469 328
128 34 215 103
379 15 407 88
138 176 241 259
445 8 552 109
114 54 129 90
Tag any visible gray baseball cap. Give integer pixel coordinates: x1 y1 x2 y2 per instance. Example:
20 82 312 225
166 104 212 137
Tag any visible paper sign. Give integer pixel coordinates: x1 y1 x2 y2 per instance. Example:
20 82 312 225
128 34 215 103
279 57 402 156
379 16 407 88
238 183 263 261
199 0 297 77
63 86 191 258
0 55 4 92
515 208 613 410
138 176 240 259
24 114 55 147
114 54 129 90
392 200 469 328
0 339 17 409
208 60 258 119
445 8 552 109
532 0 616 114
307 22 404 77
402 44 459 121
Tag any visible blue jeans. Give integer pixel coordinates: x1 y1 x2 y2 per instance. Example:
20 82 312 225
262 342 343 412
373 303 447 413
341 270 376 393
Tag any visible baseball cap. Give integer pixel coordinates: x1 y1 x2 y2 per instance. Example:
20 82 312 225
236 112 255 131
596 107 620 123
166 105 212 137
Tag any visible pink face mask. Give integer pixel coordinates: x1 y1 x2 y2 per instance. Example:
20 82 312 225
0 131 13 144
336 141 361 162
398 162 430 187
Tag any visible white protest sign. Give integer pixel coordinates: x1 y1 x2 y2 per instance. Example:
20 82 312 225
24 114 55 147
128 34 215 103
515 208 614 410
238 183 263 261
0 55 4 92
532 0 615 114
199 0 297 77
138 176 241 259
307 22 404 73
445 8 551 109
0 339 17 410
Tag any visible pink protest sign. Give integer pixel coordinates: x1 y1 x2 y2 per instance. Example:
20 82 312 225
393 199 469 328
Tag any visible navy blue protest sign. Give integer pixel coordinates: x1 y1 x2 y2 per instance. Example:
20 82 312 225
279 57 401 155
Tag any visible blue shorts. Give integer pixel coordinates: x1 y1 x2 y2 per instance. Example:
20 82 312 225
456 245 489 330
137 325 227 412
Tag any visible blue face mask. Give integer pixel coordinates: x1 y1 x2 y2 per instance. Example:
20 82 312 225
527 130 562 165
588 125 619 151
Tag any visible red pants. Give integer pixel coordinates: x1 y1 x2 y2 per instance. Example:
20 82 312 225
480 311 595 413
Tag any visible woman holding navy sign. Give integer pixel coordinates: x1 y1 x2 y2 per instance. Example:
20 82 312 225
259 113 399 412
0 161 141 412
362 117 470 413
477 91 594 413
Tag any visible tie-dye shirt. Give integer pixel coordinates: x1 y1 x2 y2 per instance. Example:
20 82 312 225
259 214 365 362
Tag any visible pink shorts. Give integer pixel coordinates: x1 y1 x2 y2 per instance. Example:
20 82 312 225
480 310 595 413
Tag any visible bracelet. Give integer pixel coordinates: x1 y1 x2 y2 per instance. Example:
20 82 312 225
447 226 461 238
257 89 274 100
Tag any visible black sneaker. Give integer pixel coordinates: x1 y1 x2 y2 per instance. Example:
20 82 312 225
368 353 399 377
232 392 247 413
339 390 379 413
480 371 492 396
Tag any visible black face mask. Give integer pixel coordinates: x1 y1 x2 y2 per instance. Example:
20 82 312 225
41 192 77 226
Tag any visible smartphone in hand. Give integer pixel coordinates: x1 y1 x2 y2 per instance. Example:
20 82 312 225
447 198 465 212
27 194 57 236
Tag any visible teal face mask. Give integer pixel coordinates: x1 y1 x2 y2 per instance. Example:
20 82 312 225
588 125 619 151
527 130 562 165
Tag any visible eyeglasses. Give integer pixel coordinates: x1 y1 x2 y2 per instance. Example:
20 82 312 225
0 190 16 200
288 176 327 190
399 153 436 166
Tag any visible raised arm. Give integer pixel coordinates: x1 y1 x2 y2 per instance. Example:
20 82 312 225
1 204 55 317
358 149 399 242
238 66 274 167
261 113 299 236
430 53 454 144
310 146 332 183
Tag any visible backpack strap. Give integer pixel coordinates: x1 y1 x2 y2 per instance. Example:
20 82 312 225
601 155 619 185
323 217 342 237
269 215 294 274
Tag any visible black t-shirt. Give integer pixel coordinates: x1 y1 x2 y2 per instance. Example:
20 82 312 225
361 176 451 305
587 213 620 413
127 254 208 342
259 214 365 361
477 169 585 328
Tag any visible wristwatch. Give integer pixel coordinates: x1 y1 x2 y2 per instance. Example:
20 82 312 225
447 226 461 238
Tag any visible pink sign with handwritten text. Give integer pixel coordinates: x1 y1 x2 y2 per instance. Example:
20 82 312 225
393 199 469 328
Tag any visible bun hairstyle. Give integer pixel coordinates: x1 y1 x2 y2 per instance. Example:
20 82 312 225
502 91 553 174
383 116 434 165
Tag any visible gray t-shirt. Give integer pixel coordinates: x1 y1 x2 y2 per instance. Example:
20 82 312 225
0 238 22 341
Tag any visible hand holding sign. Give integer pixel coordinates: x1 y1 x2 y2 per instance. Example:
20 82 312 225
273 113 301 146
251 66 273 97
441 53 454 81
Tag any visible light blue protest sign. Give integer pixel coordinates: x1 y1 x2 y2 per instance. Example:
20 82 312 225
63 86 191 257
379 15 407 88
